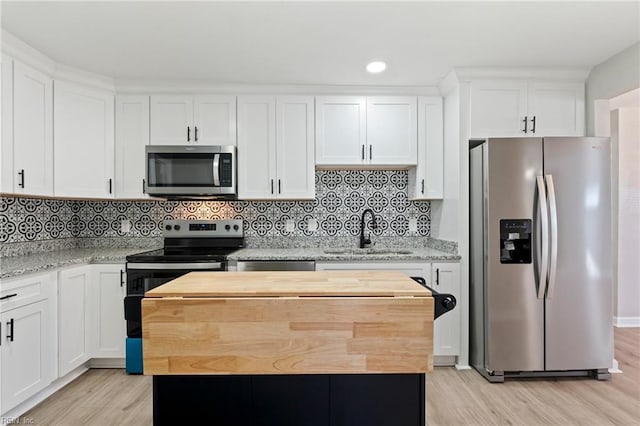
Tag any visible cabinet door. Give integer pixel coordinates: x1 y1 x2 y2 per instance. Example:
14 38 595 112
276 96 315 199
90 265 126 358
54 81 114 198
431 263 460 356
1 299 56 413
315 96 366 165
469 80 528 138
193 95 237 145
58 266 91 377
1 54 14 193
115 95 149 198
366 97 417 165
12 61 53 196
150 95 193 145
237 96 276 199
527 82 585 136
409 97 443 200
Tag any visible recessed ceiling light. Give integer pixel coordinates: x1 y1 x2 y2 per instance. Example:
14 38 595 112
366 61 387 74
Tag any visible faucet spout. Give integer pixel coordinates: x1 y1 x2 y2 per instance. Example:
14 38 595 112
359 209 378 249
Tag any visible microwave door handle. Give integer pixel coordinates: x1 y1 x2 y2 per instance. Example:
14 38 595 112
213 154 220 187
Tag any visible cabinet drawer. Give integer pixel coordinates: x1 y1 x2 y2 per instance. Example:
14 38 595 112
0 272 55 312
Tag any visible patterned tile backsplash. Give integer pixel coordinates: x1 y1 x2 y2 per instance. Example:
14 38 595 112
1 170 431 251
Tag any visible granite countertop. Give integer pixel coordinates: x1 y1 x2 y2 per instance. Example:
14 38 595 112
0 247 154 279
227 247 461 262
1 245 460 280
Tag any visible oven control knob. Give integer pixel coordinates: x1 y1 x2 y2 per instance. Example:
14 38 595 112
174 224 181 231
225 224 231 231
233 225 239 231
165 225 172 231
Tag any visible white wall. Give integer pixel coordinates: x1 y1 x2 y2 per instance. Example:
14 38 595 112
611 106 640 326
586 42 640 136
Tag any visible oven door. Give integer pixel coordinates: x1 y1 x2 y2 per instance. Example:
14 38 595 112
145 145 236 197
125 261 225 338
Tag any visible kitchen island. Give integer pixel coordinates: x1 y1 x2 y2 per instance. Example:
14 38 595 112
142 271 435 426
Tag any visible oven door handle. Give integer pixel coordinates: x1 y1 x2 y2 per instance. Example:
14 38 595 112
127 262 223 270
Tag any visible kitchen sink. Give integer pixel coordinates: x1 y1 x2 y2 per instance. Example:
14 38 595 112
323 248 413 255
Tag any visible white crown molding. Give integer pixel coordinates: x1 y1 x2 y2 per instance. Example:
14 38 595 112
115 80 441 96
1 29 56 75
53 63 115 93
438 70 459 96
453 67 590 82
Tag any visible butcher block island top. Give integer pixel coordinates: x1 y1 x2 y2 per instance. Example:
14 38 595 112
142 270 435 375
144 270 433 298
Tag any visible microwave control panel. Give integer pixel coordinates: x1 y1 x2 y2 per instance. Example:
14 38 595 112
219 153 233 187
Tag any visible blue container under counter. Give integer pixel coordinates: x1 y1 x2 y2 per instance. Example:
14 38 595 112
126 338 143 374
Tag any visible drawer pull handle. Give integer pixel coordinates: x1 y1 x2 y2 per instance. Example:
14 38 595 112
0 293 17 301
7 318 14 342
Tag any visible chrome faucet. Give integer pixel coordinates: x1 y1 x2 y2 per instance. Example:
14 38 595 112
359 208 378 249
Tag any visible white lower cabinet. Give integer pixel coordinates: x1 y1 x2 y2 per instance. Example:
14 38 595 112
315 260 461 359
430 263 461 357
0 272 57 415
58 266 91 377
90 265 126 358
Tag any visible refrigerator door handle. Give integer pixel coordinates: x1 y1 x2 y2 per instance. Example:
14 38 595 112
546 174 558 299
536 175 550 299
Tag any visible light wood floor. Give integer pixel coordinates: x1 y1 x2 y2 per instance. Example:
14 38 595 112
23 328 639 425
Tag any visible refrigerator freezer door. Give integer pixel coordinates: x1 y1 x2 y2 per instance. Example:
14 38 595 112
486 138 544 372
543 137 613 371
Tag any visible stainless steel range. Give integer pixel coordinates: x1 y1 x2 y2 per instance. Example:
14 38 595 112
124 219 244 373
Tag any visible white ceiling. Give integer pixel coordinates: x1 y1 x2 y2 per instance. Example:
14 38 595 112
1 1 639 87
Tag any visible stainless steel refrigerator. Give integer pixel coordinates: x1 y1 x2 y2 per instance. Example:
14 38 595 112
469 137 612 382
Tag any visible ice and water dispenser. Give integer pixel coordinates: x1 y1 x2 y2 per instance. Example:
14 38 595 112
499 219 532 264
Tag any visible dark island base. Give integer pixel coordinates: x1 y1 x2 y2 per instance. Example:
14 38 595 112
153 373 425 426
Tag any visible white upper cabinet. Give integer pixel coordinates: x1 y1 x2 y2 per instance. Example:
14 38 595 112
193 95 237 145
1 54 12 193
276 96 315 199
527 82 585 136
115 95 149 198
1 57 54 196
315 96 366 165
469 80 584 138
408 96 444 200
54 81 114 198
238 95 314 200
316 96 417 166
150 95 236 145
366 97 417 165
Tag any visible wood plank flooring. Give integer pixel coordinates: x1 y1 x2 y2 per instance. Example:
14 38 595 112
23 327 640 425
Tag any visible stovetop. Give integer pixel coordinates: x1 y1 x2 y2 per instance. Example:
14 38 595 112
126 219 244 263
126 247 241 263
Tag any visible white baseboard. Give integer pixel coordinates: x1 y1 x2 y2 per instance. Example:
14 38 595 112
614 316 640 327
2 364 89 419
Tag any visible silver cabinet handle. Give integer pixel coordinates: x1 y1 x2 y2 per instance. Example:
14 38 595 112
546 174 558 299
536 175 550 299
213 154 220 186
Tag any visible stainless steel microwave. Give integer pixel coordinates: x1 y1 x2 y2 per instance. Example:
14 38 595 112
145 145 237 199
